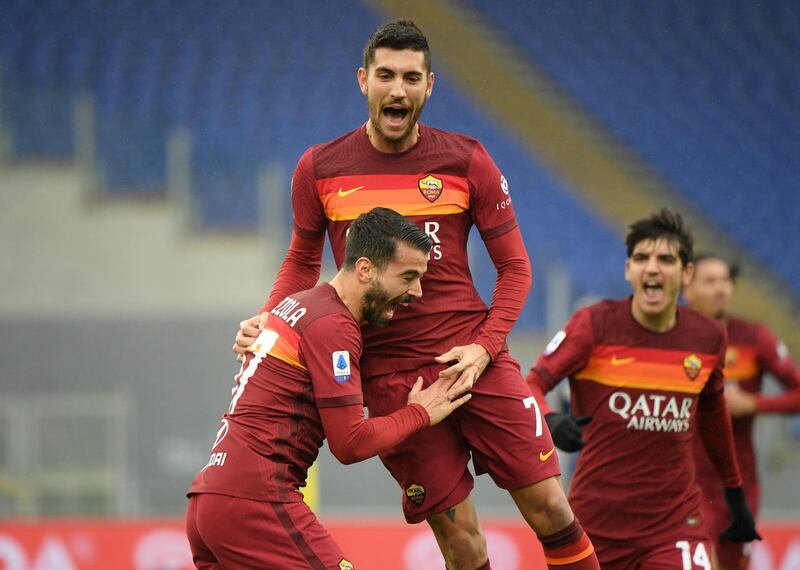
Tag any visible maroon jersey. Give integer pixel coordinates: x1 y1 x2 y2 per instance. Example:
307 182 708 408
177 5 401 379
270 124 522 377
694 316 800 510
527 299 740 543
190 283 378 502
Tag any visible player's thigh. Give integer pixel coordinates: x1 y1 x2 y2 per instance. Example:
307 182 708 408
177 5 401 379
644 538 714 570
460 351 560 489
193 493 352 569
365 366 474 524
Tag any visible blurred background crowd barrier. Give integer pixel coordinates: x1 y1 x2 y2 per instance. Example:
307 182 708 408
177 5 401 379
0 1 798 568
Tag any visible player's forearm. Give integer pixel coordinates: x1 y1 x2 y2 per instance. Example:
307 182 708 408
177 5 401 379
475 228 532 359
321 403 428 464
698 392 742 487
755 388 800 414
260 229 324 313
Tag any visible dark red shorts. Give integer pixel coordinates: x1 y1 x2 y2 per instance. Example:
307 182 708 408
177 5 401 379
185 493 354 569
362 350 560 523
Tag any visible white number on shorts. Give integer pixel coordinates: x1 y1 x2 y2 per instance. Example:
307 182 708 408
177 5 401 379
675 540 710 570
228 329 279 414
523 396 543 436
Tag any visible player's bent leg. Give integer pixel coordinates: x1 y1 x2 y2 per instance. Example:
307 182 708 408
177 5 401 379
510 477 600 570
426 495 490 570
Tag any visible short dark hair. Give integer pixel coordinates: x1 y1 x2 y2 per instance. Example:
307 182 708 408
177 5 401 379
363 19 431 72
625 208 694 266
343 207 431 270
692 252 741 281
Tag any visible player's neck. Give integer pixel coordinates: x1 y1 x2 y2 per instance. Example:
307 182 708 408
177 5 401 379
631 303 678 333
329 273 364 324
365 121 420 154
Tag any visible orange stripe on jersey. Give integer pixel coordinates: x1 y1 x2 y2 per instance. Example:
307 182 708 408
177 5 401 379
262 315 307 371
724 345 759 382
574 345 717 394
317 173 469 221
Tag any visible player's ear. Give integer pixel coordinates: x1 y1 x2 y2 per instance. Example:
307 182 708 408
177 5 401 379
354 257 374 283
682 261 695 287
357 67 368 95
426 71 435 98
624 258 632 283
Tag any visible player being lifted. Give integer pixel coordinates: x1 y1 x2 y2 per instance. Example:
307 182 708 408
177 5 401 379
187 208 473 569
526 209 760 569
684 253 800 570
235 19 599 570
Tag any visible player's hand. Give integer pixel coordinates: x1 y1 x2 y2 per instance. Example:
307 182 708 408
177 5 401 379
545 412 592 452
232 314 265 362
435 343 491 399
408 376 472 426
724 383 758 417
720 486 761 542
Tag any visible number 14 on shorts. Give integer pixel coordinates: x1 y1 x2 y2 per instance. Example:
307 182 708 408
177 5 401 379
675 540 710 570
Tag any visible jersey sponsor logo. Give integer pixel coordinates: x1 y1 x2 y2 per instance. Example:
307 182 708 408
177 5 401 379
424 220 442 260
418 174 443 202
339 560 355 570
202 451 227 470
609 390 692 432
270 296 307 327
332 350 351 382
543 330 566 356
405 483 426 505
539 447 555 461
337 185 364 198
496 175 512 210
212 419 229 449
610 356 636 366
683 354 702 380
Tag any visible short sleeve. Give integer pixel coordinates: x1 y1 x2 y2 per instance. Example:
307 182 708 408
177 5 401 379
292 147 326 239
299 313 364 408
467 142 519 241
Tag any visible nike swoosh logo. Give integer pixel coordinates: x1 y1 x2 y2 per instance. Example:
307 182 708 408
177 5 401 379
539 447 555 461
611 356 636 366
337 185 364 198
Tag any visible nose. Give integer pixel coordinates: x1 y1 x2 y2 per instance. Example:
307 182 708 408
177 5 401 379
388 77 406 99
644 255 659 273
409 278 423 299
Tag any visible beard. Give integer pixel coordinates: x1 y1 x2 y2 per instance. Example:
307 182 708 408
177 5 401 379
362 281 413 328
369 96 427 144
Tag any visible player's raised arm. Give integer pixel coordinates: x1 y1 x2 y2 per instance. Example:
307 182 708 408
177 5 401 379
233 149 325 359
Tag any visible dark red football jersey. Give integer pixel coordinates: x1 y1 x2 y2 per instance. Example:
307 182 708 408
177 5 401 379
189 283 368 503
285 124 519 377
528 298 737 543
693 316 800 507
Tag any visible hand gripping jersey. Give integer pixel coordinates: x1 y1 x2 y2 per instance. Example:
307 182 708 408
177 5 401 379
189 283 427 503
527 299 741 544
270 124 524 377
693 316 800 524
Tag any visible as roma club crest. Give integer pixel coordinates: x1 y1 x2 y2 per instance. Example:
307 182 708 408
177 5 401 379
418 175 443 202
683 354 702 380
405 483 426 505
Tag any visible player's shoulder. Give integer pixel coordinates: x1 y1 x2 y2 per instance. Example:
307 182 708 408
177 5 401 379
270 284 356 334
421 124 484 158
304 126 364 169
678 305 726 343
726 314 763 338
585 298 628 320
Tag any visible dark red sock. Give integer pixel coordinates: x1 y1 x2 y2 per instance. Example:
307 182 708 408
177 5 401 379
538 519 600 569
